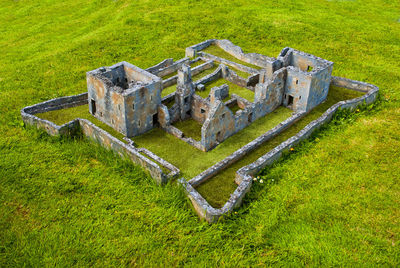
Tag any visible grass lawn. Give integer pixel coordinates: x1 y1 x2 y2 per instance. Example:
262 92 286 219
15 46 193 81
1 0 399 266
172 118 203 142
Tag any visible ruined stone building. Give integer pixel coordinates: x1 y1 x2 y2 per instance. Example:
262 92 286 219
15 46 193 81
23 39 379 221
86 39 333 151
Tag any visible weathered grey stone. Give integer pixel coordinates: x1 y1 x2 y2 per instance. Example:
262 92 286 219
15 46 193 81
87 61 162 137
197 84 205 91
22 39 379 223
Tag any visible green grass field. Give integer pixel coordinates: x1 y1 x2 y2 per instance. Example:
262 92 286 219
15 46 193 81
1 0 399 266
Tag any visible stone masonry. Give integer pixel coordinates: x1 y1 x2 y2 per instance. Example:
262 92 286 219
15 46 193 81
22 39 378 223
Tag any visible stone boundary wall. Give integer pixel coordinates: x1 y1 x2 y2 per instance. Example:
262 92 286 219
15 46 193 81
198 52 258 75
185 39 216 58
157 57 190 78
145 58 174 74
215 39 277 68
163 125 205 151
21 93 88 136
188 112 305 187
179 76 379 223
79 119 171 184
194 65 222 87
185 39 276 71
21 93 179 185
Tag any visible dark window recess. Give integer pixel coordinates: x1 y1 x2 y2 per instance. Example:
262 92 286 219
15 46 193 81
288 95 294 106
186 110 191 116
216 131 223 142
138 120 141 127
153 113 158 125
307 65 313 72
184 96 189 103
248 112 253 123
91 99 96 114
296 79 299 85
299 95 302 100
200 108 206 114
221 113 225 119
132 103 135 110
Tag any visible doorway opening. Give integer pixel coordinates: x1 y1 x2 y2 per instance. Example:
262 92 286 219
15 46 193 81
288 95 294 107
91 99 96 115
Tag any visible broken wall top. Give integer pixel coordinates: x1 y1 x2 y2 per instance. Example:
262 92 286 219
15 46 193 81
87 61 162 96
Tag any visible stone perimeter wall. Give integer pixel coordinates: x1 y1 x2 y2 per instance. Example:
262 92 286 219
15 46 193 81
20 75 379 222
179 76 379 223
21 93 179 185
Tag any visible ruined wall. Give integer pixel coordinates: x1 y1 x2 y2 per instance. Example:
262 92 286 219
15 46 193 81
87 62 163 137
153 57 190 78
201 100 235 150
194 65 222 87
191 94 210 124
145 58 174 74
215 39 278 78
21 93 86 137
181 76 379 223
175 65 195 120
157 104 170 127
279 48 334 113
79 119 168 184
123 81 162 137
283 67 312 112
306 65 333 111
87 73 128 135
254 68 286 118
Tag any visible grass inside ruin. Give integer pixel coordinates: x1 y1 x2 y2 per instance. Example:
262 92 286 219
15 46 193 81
202 44 262 70
2 0 400 266
35 85 363 208
172 118 203 141
196 78 255 102
35 101 292 179
161 60 207 80
161 64 219 97
36 106 126 142
195 86 364 207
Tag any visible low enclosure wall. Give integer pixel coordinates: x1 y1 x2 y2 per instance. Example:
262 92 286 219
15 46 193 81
21 93 179 185
179 76 379 223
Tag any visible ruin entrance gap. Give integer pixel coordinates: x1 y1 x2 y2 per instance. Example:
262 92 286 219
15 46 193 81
153 113 158 126
91 99 96 115
288 95 294 107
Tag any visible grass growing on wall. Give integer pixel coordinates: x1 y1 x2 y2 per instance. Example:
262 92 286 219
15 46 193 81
1 0 399 266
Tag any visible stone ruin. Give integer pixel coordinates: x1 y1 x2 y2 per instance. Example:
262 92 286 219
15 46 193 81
21 39 379 222
87 39 333 151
